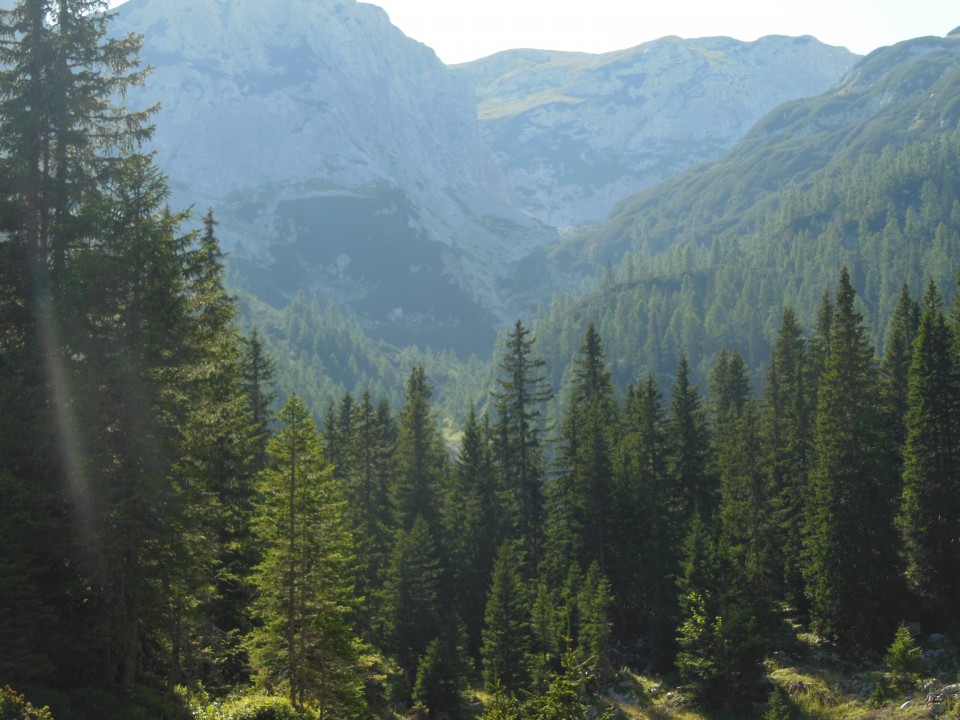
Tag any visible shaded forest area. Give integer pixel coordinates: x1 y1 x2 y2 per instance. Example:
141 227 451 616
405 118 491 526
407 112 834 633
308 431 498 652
2 3 960 720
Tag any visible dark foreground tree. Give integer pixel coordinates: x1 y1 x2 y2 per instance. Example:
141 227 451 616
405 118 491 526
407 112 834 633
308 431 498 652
802 269 903 650
899 282 960 628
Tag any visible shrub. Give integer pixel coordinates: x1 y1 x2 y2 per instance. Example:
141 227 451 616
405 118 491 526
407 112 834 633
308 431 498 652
0 686 54 720
885 624 923 687
764 686 792 720
218 694 304 720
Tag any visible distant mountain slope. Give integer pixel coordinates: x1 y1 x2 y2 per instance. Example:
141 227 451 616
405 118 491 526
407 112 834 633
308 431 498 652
112 0 554 355
110 0 863 359
527 32 960 398
570 33 960 268
453 36 857 228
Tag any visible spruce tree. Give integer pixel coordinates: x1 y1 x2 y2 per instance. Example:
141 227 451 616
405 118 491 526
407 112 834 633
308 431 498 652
0 0 158 688
711 351 776 621
445 407 501 657
246 394 364 713
172 208 260 690
482 541 532 695
241 326 276 473
393 364 447 532
675 514 764 710
762 308 813 610
387 514 443 692
882 283 920 454
544 324 616 580
576 562 613 675
667 355 714 528
493 320 552 566
899 281 960 628
343 388 393 643
619 375 677 669
802 268 903 650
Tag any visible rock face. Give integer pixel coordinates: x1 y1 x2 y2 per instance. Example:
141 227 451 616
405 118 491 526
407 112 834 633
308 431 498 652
453 36 857 228
110 0 858 354
113 0 553 354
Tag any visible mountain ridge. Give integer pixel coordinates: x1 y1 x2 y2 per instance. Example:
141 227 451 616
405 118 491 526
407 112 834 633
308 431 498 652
453 34 857 228
110 0 860 356
561 33 960 272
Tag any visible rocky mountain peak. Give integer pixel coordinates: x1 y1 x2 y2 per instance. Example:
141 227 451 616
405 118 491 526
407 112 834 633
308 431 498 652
108 0 863 354
113 0 498 200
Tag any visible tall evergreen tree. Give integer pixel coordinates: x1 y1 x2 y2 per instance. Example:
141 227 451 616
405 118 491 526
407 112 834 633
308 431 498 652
0 0 159 689
482 541 532 695
711 351 776 621
64 155 198 689
172 208 260 690
493 320 552 566
882 283 920 457
392 364 447 532
762 308 813 609
544 324 616 580
386 514 443 692
618 375 677 668
343 388 393 643
675 513 764 711
899 281 960 628
445 407 502 657
808 290 834 397
241 326 276 473
246 394 365 714
802 268 903 650
667 355 714 526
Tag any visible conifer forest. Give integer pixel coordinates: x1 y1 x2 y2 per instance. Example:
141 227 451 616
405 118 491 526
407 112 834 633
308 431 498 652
1 3 960 720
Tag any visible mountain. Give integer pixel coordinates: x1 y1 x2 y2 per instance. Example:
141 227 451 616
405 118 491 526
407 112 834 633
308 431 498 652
111 0 858 358
112 0 553 355
528 31 960 397
452 37 857 228
566 32 960 269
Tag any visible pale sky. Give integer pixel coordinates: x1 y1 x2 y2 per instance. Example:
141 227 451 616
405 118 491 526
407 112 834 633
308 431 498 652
108 0 958 65
366 0 958 64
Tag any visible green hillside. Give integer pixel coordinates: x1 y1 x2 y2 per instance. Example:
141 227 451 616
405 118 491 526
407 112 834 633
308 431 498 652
531 35 960 396
568 34 960 266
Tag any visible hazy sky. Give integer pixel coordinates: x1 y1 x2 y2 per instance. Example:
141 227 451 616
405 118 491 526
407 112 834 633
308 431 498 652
365 0 959 64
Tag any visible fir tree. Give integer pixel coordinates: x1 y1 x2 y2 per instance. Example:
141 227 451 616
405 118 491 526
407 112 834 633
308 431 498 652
881 283 920 454
393 364 447 532
711 351 776 622
246 394 364 713
762 308 813 610
482 541 532 695
576 562 613 675
0 0 160 689
413 627 469 720
899 281 960 628
343 388 393 643
387 515 443 692
619 375 677 668
668 355 714 529
545 324 616 580
493 320 552 566
802 268 903 650
241 326 276 473
675 515 764 710
445 407 501 657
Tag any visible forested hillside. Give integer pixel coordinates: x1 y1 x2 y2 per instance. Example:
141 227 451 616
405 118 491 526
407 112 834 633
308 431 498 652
2 3 960 720
531 33 960 398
